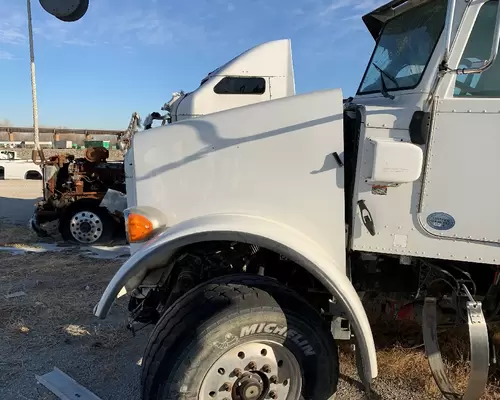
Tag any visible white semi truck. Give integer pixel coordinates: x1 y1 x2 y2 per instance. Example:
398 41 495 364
41 0 500 399
162 39 295 123
141 39 295 130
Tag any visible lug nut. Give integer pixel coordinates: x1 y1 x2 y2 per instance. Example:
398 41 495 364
233 368 242 378
262 364 271 373
248 361 257 370
221 382 232 392
270 375 278 384
269 390 278 399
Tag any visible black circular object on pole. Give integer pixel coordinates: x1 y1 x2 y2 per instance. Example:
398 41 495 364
38 0 89 22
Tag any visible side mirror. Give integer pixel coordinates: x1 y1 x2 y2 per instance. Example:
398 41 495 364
38 0 89 22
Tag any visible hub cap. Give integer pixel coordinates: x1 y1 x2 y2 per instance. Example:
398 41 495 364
200 341 302 400
69 211 103 243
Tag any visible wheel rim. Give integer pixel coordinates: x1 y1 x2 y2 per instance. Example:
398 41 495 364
200 340 302 400
69 211 103 243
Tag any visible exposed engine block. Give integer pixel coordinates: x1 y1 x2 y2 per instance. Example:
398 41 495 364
45 147 126 201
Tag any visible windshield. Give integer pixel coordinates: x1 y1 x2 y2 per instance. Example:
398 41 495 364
358 0 447 95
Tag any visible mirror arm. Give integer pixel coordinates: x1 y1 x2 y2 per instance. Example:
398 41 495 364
443 0 457 63
453 0 500 75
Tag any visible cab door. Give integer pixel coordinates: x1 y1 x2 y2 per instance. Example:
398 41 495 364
419 0 500 243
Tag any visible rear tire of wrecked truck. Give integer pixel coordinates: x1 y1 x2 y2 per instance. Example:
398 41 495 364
59 201 116 245
141 274 339 400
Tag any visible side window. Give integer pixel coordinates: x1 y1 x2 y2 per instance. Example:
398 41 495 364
214 77 266 95
454 1 500 97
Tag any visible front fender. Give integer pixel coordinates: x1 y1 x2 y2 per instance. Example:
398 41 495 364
94 213 378 383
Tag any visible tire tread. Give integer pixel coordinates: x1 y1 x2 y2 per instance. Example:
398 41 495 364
141 274 338 400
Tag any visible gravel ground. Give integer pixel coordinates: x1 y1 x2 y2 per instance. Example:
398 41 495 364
0 237 428 400
0 240 150 400
0 181 498 400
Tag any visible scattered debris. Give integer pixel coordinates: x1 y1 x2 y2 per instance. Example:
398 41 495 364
79 245 130 260
0 245 48 254
36 367 102 400
0 242 64 255
64 324 91 337
19 326 30 334
0 241 130 259
100 188 127 215
5 290 27 299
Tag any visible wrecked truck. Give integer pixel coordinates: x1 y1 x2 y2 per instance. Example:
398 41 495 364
30 146 128 244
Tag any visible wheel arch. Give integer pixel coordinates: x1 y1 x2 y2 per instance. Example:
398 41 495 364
94 213 378 383
24 169 42 180
59 197 103 220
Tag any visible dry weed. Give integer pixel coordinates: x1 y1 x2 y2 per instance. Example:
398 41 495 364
339 319 500 399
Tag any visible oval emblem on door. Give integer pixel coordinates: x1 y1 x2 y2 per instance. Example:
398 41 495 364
427 212 455 231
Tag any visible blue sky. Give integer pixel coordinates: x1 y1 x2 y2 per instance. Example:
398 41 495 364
0 0 384 129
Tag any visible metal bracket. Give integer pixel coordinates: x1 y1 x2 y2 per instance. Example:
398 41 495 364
329 299 352 341
331 316 352 341
422 295 490 400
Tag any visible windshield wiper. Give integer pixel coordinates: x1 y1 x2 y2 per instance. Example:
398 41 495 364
372 62 399 100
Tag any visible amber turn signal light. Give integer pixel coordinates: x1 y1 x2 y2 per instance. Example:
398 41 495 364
127 213 154 243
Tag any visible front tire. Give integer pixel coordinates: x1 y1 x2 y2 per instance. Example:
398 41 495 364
59 202 115 245
141 275 339 400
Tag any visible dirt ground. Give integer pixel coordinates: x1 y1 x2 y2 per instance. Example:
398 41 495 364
0 181 499 399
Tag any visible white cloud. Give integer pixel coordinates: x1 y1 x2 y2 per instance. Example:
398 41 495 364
319 0 356 17
5 1 219 49
318 0 386 17
32 18 95 46
0 50 15 60
0 11 26 44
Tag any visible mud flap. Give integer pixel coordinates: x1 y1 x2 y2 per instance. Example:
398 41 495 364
423 296 489 400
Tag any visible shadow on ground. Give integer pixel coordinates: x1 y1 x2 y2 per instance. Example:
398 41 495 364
0 195 41 225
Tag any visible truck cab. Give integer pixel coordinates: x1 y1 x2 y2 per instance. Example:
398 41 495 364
348 0 500 260
95 1 500 399
162 39 295 123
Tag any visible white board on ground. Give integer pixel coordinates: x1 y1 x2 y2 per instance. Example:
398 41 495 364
0 242 130 259
36 367 102 400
